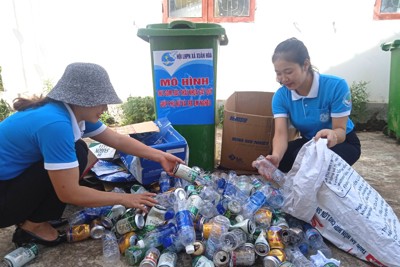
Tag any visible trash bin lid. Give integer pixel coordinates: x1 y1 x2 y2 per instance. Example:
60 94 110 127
137 20 228 45
381 39 400 51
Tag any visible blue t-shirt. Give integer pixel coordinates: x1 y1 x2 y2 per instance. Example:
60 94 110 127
272 72 354 140
0 102 105 180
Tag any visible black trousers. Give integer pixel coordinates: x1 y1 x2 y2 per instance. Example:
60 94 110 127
278 130 361 173
0 139 88 228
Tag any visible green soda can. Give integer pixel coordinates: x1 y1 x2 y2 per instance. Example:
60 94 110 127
114 212 145 236
3 243 39 267
125 246 146 265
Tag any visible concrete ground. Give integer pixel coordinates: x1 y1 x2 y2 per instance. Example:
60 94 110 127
1 131 399 266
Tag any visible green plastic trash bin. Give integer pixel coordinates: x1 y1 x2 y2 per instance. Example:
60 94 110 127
137 20 228 171
381 40 400 140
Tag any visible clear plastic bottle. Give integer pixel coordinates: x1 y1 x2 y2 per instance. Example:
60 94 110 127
67 206 112 226
137 223 177 249
173 188 196 254
236 183 284 222
102 230 120 264
2 243 38 267
252 155 286 187
154 191 176 209
220 228 248 252
159 171 171 193
303 223 332 258
309 250 341 266
205 215 231 259
285 245 316 267
162 234 185 253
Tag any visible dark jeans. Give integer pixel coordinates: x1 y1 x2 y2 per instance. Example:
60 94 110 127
278 130 361 173
0 139 88 228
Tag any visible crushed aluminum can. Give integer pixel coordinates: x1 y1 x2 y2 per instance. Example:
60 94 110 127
231 243 256 266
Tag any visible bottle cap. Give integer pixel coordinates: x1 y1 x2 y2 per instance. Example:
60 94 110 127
164 209 175 220
235 215 244 223
137 240 145 248
185 244 195 254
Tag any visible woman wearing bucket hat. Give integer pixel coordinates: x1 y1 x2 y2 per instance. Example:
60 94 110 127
0 62 184 247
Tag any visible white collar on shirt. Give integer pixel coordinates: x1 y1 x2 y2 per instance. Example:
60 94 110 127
63 103 85 141
291 71 320 100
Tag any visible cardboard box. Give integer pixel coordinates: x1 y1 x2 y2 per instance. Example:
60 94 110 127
220 91 275 172
118 118 188 185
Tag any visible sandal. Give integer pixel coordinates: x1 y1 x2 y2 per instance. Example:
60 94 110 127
12 227 66 247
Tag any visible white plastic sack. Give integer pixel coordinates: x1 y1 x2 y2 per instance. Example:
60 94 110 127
281 139 400 267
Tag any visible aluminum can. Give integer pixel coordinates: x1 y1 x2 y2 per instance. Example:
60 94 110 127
101 204 126 228
66 224 91 242
213 250 231 267
115 212 145 235
231 243 256 266
263 255 281 267
192 255 214 267
279 261 295 267
281 227 304 246
4 243 38 267
272 215 289 229
118 231 137 254
173 163 200 183
130 184 149 194
90 218 105 239
267 226 284 249
268 248 286 262
157 251 177 267
230 219 256 235
125 246 146 266
193 241 205 256
254 229 270 256
139 247 160 267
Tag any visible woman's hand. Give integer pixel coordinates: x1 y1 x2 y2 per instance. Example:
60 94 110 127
122 192 158 213
158 151 185 176
314 129 338 148
253 154 280 181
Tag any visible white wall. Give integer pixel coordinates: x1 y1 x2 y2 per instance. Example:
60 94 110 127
1 0 400 104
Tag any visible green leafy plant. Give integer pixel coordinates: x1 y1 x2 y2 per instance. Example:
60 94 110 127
0 99 12 121
120 96 155 125
42 79 53 94
100 111 117 126
217 103 224 127
350 81 369 124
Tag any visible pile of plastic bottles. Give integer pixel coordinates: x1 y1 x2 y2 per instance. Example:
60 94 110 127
53 156 341 267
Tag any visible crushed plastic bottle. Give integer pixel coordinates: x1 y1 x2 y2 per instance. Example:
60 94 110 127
303 223 332 258
102 230 120 264
285 245 316 267
310 250 341 267
204 215 231 259
252 155 286 187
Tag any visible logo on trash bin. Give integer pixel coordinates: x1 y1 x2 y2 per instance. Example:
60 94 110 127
161 52 176 66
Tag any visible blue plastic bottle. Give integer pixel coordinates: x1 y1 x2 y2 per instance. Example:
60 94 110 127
159 171 171 193
173 188 196 254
